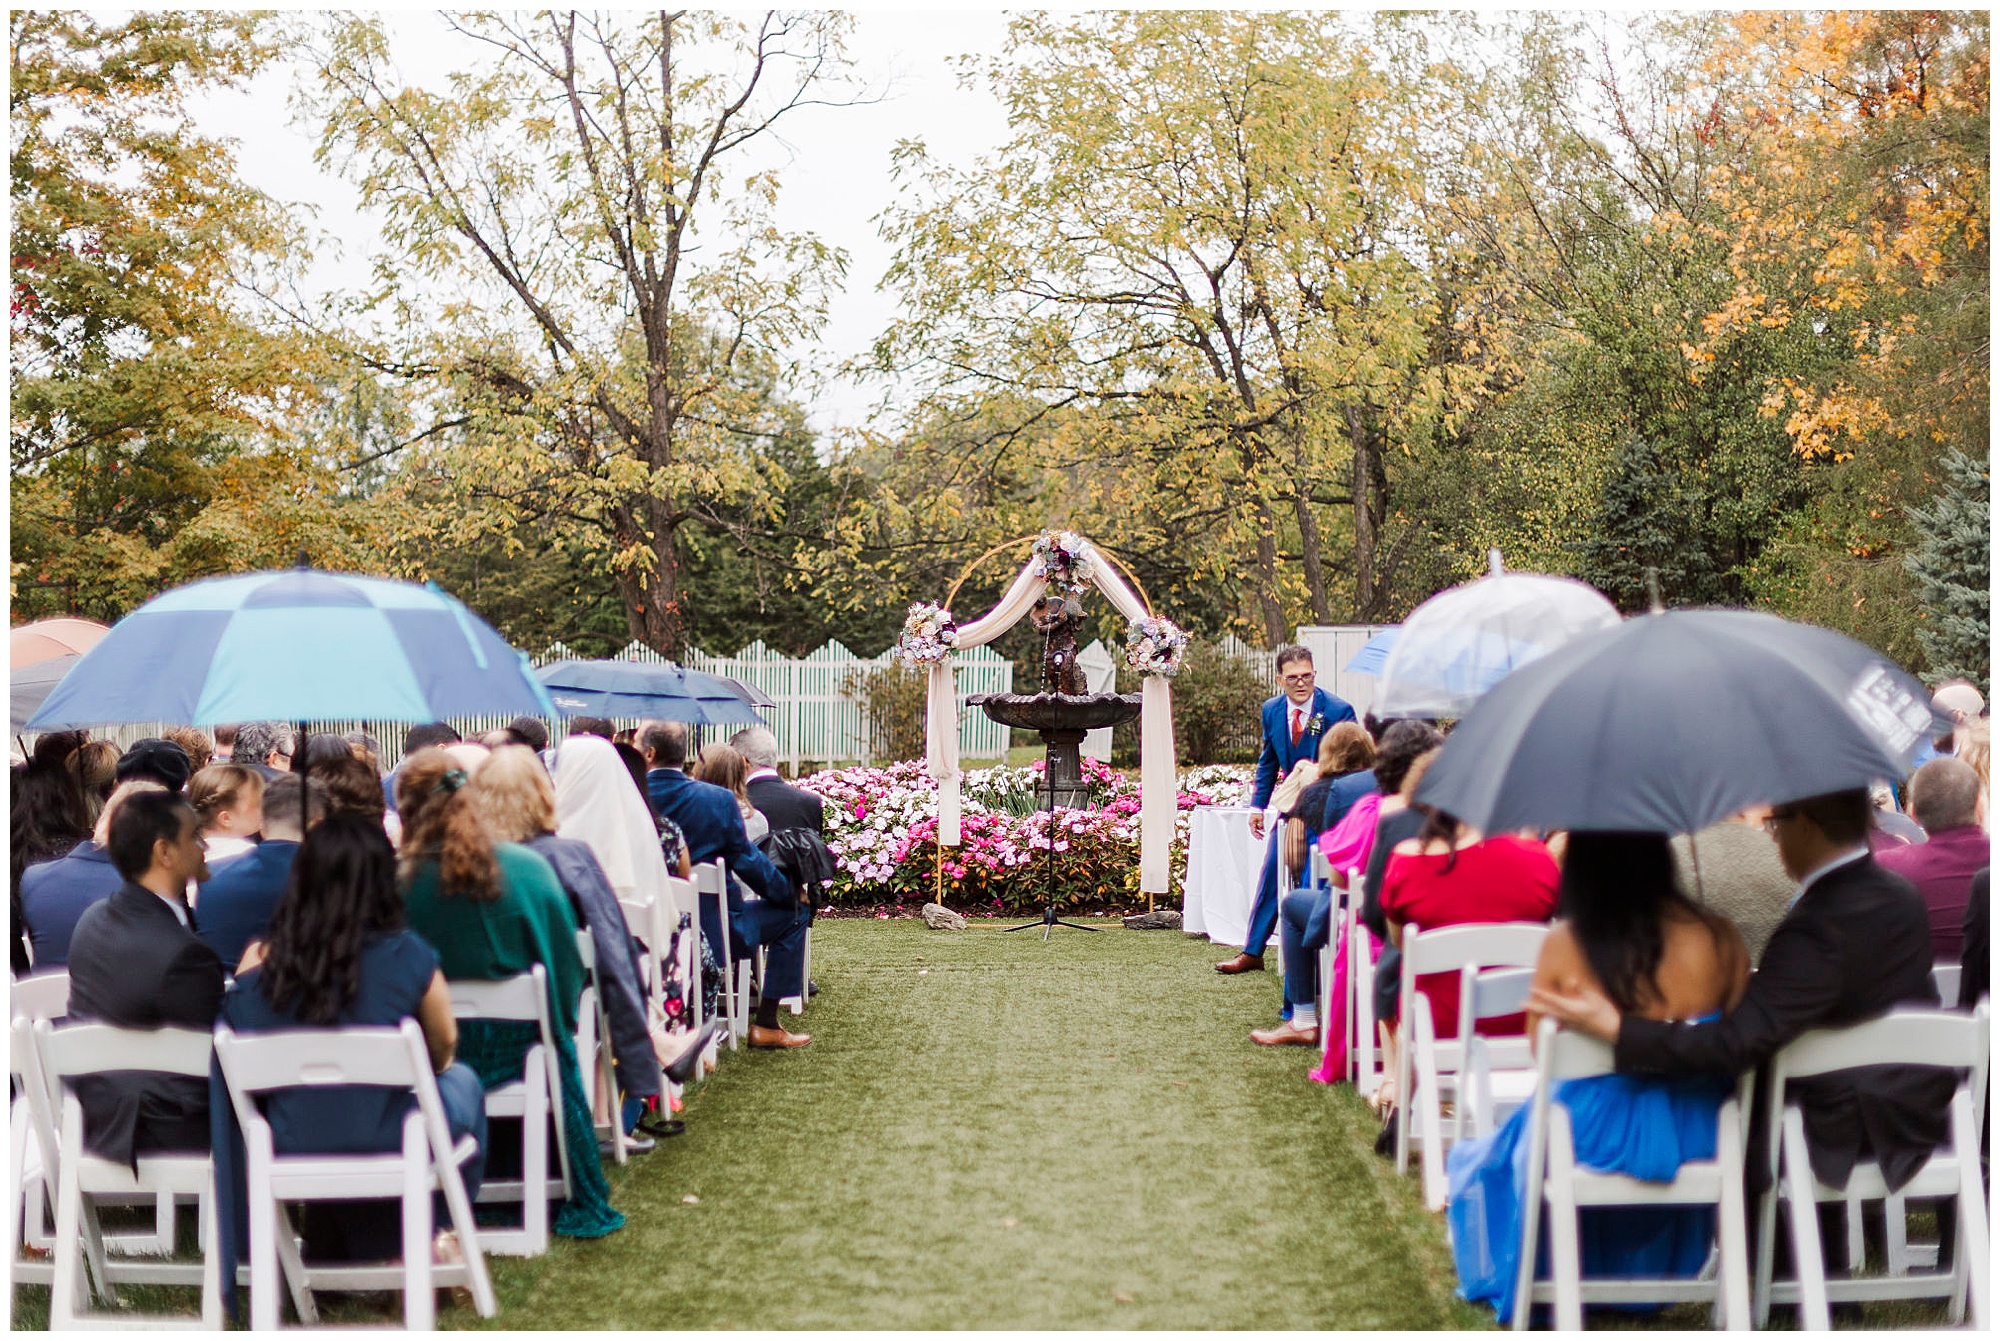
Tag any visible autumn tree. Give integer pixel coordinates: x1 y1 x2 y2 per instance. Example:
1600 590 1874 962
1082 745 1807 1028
308 11 867 658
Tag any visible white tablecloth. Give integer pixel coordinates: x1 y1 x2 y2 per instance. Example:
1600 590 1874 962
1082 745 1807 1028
1182 806 1273 949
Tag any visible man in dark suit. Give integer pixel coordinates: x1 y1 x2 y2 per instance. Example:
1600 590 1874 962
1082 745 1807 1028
732 726 825 835
195 774 325 972
1218 644 1356 974
643 721 810 1049
20 779 166 968
1532 787 1955 1265
65 790 227 1171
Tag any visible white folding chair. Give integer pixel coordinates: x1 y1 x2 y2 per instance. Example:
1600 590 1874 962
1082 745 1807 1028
1512 1019 1754 1330
693 861 750 1047
12 970 71 1283
448 967 570 1257
661 874 701 1036
32 1020 222 1329
1398 922 1550 1210
572 929 627 1166
212 1020 498 1329
1456 965 1538 1143
1932 961 1963 1010
1753 1004 1990 1330
1348 912 1381 1094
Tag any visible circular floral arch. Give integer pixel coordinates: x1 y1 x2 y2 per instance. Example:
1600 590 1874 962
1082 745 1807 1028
898 531 1187 895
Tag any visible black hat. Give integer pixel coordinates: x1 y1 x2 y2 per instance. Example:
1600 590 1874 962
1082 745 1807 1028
115 738 194 792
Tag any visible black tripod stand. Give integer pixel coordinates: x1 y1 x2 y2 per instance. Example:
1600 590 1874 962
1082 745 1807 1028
1001 803 1101 941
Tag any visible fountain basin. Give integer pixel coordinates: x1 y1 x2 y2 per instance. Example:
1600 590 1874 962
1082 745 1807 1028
966 691 1141 733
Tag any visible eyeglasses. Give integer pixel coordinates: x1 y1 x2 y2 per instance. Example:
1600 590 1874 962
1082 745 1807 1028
1762 809 1797 834
1279 672 1315 685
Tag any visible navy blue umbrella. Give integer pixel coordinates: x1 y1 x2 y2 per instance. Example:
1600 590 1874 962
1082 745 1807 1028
26 569 557 729
1414 608 1948 835
535 659 766 726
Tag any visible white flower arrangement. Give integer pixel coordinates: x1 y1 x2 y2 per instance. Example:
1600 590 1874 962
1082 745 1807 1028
1030 529 1097 594
896 602 958 668
1122 614 1190 678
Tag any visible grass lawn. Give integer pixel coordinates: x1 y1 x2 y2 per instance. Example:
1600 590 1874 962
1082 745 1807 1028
11 918 1959 1330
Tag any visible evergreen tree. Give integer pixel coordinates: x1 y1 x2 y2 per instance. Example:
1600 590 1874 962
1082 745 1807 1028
1905 450 1991 692
1573 433 1721 613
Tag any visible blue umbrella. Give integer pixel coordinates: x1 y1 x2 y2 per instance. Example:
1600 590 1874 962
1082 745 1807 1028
26 569 557 729
535 659 766 727
1344 628 1400 676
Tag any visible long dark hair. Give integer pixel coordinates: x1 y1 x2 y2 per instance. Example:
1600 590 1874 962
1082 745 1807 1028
1559 831 1717 1015
12 751 90 875
258 815 405 1024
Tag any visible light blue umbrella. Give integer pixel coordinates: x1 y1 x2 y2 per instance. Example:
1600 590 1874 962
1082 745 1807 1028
536 659 766 726
1344 629 1400 676
26 568 557 729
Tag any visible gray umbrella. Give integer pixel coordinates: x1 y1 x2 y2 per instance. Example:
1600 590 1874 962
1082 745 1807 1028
1414 608 1947 835
13 654 81 734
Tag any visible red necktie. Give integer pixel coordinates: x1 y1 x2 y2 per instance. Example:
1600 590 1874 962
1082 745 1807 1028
1290 706 1303 746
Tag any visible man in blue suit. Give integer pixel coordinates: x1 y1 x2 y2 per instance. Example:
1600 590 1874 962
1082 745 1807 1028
195 774 324 972
20 779 163 968
642 721 812 1049
1217 644 1355 974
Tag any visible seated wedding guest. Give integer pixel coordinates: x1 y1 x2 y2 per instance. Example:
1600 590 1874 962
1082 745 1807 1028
477 743 708 1134
196 775 326 973
1532 788 1955 1269
73 740 121 824
212 723 238 764
504 716 549 753
343 729 382 773
615 741 658 814
382 722 460 812
1255 722 1430 1050
1374 806 1559 1132
1449 832 1750 1324
188 763 265 867
694 743 768 842
569 716 616 741
1671 809 1796 965
1220 645 1358 975
1878 757 1988 960
22 780 164 968
733 726 831 990
159 725 215 775
311 750 388 824
1298 722 1378 841
644 721 808 1048
300 731 360 770
231 721 295 780
1959 717 1991 818
66 790 225 1170
443 740 491 780
1870 781 1926 848
210 814 486 1309
397 748 624 1237
116 737 194 793
478 728 516 751
13 733 94 970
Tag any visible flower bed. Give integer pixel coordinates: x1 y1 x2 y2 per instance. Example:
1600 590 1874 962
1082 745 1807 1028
800 759 1250 914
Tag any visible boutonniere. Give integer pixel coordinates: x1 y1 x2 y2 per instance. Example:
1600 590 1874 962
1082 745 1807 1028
1305 712 1326 736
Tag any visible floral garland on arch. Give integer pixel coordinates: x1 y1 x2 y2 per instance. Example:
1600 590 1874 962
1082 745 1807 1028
1123 614 1190 678
1029 529 1097 594
896 602 958 667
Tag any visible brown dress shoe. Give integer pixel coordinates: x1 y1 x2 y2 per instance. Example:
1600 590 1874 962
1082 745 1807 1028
747 1023 811 1049
1214 952 1264 974
1250 1021 1318 1047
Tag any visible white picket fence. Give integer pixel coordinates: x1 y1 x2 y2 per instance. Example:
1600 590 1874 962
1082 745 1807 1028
111 637 1013 772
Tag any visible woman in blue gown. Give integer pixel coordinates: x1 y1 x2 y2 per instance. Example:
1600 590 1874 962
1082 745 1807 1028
1447 831 1751 1325
210 815 488 1319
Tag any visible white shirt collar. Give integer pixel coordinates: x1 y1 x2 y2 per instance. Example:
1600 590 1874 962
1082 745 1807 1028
745 767 781 784
1790 845 1869 908
151 887 191 928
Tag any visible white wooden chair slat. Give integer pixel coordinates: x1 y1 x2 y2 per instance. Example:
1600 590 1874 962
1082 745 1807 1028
448 965 568 1257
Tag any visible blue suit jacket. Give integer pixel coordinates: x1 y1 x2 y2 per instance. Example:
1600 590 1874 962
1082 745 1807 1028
646 769 794 931
1251 687 1356 808
194 840 300 974
20 841 124 968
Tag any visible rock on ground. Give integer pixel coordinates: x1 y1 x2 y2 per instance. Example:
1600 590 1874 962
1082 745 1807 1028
921 902 968 930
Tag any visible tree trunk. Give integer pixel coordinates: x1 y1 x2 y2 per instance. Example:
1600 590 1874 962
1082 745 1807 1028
1293 486 1332 625
1252 496 1286 648
1344 400 1380 622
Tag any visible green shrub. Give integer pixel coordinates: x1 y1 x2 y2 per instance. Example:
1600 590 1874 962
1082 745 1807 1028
842 663 928 762
1165 641 1268 764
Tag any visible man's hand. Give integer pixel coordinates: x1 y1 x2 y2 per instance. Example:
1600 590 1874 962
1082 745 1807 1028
1527 980 1623 1044
1248 812 1265 839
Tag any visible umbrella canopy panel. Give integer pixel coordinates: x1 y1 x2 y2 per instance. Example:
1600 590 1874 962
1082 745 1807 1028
1375 572 1619 719
13 654 81 734
10 618 109 670
537 659 767 727
1416 608 1945 835
27 570 556 729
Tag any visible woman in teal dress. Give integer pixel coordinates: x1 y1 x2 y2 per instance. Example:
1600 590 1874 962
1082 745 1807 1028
1447 832 1749 1325
397 747 624 1239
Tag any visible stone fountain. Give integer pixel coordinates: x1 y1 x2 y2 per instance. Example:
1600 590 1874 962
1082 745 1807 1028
967 592 1140 936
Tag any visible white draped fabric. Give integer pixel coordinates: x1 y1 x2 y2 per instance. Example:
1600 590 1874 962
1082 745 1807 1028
552 734 675 909
926 541 1179 894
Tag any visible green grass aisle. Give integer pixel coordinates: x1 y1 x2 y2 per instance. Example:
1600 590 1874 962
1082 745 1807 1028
459 918 1489 1330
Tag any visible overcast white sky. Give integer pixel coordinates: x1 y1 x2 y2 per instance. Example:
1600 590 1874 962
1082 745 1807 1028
189 10 1016 436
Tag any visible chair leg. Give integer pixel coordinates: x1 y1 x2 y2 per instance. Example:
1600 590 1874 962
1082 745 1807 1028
248 1144 281 1331
1844 1191 1866 1274
1754 1170 1780 1327
1884 1191 1909 1276
1716 1101 1753 1331
1952 1095 1988 1327
49 1125 86 1328
1782 1109 1831 1331
1545 1111 1585 1331
197 1172 222 1330
272 1201 318 1325
402 1117 433 1331
524 1065 550 1258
